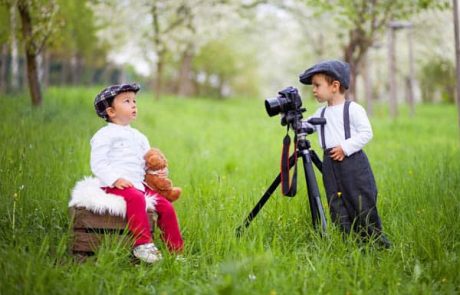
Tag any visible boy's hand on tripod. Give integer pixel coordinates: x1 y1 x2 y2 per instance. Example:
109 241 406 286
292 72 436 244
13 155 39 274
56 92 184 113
330 146 345 161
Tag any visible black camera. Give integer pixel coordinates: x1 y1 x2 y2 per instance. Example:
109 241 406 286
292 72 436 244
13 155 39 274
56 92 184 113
265 86 305 126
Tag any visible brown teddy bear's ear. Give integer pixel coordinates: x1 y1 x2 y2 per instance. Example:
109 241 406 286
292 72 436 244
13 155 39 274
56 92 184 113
155 149 165 159
144 149 154 161
146 155 156 167
145 149 166 170
144 149 159 168
154 148 167 164
156 149 168 164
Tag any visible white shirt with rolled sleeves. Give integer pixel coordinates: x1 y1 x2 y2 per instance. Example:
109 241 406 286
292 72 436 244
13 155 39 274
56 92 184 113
308 101 373 156
90 123 150 191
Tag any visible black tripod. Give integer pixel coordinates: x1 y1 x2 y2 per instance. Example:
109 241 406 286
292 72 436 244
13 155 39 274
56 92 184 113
236 117 328 237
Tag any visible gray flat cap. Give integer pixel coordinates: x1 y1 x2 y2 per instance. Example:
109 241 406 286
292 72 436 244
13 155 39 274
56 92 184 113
299 60 350 89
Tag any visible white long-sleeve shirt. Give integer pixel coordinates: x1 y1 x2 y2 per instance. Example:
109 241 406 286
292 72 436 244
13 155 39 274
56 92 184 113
309 101 373 156
90 123 150 191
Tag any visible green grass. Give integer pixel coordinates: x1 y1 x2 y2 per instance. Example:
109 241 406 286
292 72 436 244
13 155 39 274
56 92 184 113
0 87 459 294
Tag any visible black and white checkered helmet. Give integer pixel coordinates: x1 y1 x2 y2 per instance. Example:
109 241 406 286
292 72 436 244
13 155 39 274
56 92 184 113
94 83 140 119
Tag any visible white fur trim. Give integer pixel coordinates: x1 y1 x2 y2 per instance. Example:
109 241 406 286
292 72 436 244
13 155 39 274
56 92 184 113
69 176 157 218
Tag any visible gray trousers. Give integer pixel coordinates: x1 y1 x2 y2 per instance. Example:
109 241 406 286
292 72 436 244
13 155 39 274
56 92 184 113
322 149 383 237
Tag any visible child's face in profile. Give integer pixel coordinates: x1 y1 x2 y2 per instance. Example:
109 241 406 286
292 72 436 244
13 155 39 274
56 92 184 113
311 74 338 104
106 91 137 125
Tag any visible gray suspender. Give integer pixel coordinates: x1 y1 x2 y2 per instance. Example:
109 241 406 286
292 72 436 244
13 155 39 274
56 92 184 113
343 100 351 139
320 100 351 150
320 107 327 149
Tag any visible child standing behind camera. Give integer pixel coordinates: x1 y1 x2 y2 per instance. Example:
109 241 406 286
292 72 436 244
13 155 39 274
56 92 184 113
300 60 391 248
91 83 184 263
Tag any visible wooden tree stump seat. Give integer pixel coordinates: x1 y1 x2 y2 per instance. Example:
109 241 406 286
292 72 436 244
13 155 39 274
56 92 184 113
69 207 157 255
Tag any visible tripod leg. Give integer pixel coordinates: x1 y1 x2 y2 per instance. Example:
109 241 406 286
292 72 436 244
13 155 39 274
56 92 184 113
310 149 323 173
236 154 297 237
299 150 327 234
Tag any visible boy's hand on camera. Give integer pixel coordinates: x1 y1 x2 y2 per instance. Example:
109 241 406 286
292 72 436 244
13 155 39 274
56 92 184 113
330 146 345 161
113 178 133 189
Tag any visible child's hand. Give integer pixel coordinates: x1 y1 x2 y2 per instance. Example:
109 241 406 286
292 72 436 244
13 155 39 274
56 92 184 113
113 178 134 189
330 146 345 161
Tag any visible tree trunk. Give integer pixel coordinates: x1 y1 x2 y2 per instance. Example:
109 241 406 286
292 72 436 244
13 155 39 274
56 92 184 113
70 54 81 85
344 41 358 101
362 52 373 116
453 0 460 138
37 50 43 84
21 54 27 89
10 2 19 91
101 63 113 85
18 2 43 106
152 1 162 100
218 76 226 99
388 27 398 118
154 50 165 100
0 44 8 94
70 55 77 85
42 50 50 88
404 76 412 112
25 50 42 105
343 22 380 105
61 59 69 85
343 28 369 101
176 49 195 97
76 55 83 85
118 67 126 84
407 27 415 116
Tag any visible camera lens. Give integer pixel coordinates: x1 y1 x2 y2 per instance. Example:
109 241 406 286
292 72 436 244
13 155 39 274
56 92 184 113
265 96 289 117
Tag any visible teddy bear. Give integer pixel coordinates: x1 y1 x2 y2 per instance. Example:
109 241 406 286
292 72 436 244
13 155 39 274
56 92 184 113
144 148 182 202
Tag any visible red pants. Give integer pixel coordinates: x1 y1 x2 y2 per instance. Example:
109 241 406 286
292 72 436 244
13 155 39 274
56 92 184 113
103 186 184 252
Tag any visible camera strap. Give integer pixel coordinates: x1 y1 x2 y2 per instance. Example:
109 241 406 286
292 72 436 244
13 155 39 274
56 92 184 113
281 133 298 197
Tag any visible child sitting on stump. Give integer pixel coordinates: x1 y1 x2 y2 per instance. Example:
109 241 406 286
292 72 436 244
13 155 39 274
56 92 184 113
91 83 184 263
300 60 391 248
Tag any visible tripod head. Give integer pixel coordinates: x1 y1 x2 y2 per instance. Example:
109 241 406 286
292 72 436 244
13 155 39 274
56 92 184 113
295 117 326 139
286 113 326 153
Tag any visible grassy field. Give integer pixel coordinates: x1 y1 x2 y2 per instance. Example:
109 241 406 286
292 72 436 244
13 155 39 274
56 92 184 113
0 87 459 294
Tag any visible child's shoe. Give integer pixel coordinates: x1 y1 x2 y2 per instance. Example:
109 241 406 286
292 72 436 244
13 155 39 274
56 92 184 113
133 243 162 263
375 234 392 249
